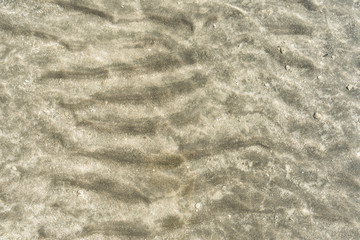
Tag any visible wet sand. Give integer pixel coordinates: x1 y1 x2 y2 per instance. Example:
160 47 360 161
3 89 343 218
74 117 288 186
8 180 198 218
1 0 360 239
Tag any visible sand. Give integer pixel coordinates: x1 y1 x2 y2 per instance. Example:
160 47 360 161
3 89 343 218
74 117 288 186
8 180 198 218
1 0 360 239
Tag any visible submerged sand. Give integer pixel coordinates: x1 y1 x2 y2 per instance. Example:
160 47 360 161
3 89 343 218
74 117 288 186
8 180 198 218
1 0 360 239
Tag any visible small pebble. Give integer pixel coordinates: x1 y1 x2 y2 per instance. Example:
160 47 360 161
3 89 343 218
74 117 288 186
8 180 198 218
77 190 86 198
317 76 322 80
195 202 202 209
346 84 354 91
264 83 270 87
280 47 285 54
285 65 290 71
11 166 17 171
313 112 321 119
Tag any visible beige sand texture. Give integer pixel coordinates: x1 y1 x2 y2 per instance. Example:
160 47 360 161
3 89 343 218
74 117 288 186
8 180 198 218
1 0 360 239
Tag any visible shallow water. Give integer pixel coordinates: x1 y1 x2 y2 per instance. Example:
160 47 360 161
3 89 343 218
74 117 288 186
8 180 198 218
1 0 360 239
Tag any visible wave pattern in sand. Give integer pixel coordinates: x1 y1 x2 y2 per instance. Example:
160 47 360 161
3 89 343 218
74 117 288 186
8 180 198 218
0 0 360 239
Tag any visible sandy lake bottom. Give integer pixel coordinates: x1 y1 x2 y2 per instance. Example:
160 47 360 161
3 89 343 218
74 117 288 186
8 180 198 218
1 0 360 239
